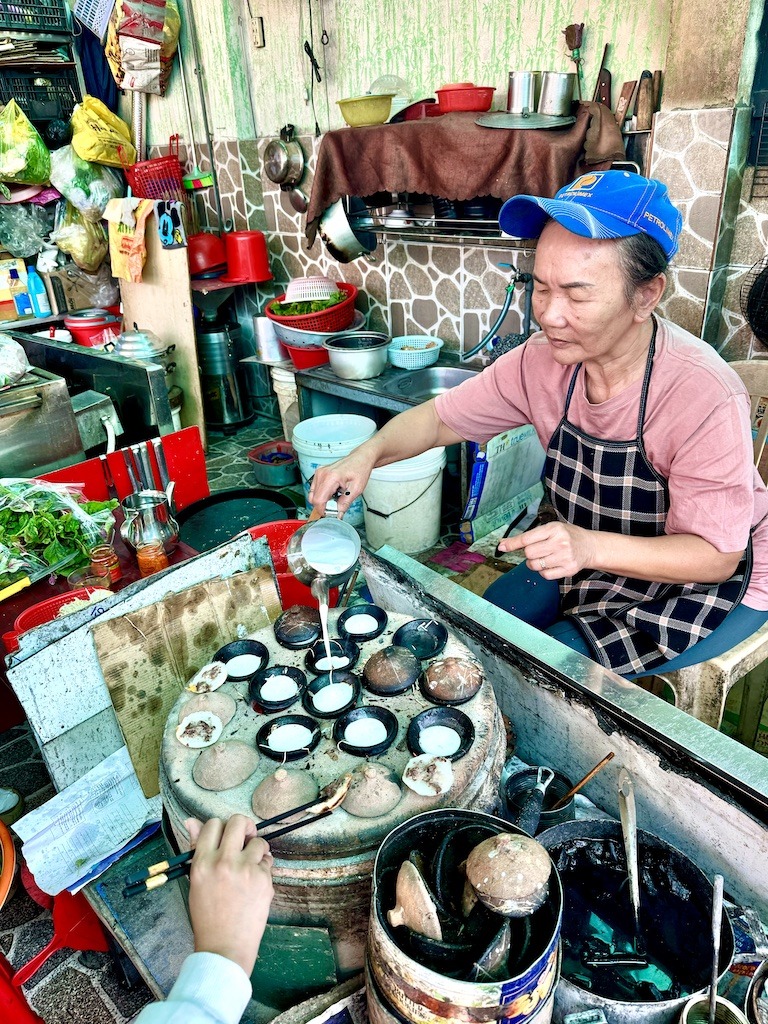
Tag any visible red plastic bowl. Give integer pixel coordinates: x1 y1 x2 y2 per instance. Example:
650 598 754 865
283 342 330 370
435 86 494 112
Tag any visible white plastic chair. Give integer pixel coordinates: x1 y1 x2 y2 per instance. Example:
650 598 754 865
658 360 768 743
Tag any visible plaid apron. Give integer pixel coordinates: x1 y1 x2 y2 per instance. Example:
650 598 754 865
545 323 752 675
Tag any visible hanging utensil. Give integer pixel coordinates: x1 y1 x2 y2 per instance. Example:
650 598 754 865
709 875 724 1024
176 41 214 192
264 125 305 192
592 43 611 109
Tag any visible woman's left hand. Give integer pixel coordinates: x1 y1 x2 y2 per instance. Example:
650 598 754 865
499 520 596 579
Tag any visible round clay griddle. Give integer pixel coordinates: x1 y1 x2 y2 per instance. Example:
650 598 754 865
176 488 297 552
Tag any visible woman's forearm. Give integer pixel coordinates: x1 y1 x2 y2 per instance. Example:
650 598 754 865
360 400 466 468
585 529 742 584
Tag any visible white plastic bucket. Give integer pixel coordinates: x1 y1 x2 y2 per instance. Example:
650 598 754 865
270 365 299 441
363 447 446 553
292 414 377 526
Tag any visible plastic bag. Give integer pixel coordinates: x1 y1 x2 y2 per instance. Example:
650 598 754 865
0 202 51 257
105 0 179 95
48 261 120 312
103 196 154 282
49 146 123 222
0 334 31 388
0 100 51 185
51 201 108 274
71 96 136 168
0 478 117 583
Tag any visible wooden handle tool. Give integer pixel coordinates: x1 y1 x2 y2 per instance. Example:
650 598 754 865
614 81 637 126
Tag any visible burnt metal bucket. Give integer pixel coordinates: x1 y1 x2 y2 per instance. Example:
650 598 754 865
368 808 562 1024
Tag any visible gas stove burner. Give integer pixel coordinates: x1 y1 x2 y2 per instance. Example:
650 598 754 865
337 603 388 642
275 605 321 649
421 657 484 705
303 670 361 719
392 618 448 660
305 637 360 675
249 665 307 713
333 705 399 757
406 706 475 762
363 645 421 696
256 714 322 762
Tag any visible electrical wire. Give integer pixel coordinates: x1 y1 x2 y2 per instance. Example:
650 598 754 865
306 0 321 136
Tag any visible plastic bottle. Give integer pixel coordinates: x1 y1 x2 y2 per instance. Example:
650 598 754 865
25 266 52 318
8 268 32 318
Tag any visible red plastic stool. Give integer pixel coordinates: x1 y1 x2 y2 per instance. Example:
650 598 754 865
12 890 110 987
0 821 44 1022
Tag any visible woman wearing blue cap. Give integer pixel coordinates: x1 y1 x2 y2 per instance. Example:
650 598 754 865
311 171 768 678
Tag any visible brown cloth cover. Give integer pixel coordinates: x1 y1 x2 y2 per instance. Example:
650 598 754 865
306 102 626 247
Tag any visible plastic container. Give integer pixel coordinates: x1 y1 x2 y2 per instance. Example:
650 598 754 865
270 365 299 440
265 282 358 334
337 94 395 127
388 336 443 369
283 342 329 370
248 440 299 487
248 519 339 609
64 309 121 348
435 85 495 112
8 268 32 318
363 447 446 553
26 266 51 318
292 414 377 526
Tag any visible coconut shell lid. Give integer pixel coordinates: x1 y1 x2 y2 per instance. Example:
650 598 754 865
179 691 237 727
465 833 551 917
423 657 483 703
193 740 260 791
387 860 442 939
343 763 402 818
251 768 319 819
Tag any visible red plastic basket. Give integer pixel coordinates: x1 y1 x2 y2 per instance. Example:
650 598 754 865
265 282 358 334
121 135 185 201
3 588 109 655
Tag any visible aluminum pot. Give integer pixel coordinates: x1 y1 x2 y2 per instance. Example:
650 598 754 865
323 331 389 380
537 72 576 116
263 124 305 190
318 198 377 264
507 71 542 114
538 818 735 1024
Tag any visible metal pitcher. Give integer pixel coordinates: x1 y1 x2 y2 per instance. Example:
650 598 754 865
120 489 179 553
286 504 361 589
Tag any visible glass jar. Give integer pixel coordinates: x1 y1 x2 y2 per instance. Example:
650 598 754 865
136 541 169 577
67 565 112 591
90 543 122 583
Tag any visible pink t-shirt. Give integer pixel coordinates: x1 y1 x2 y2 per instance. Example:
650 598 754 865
436 317 768 609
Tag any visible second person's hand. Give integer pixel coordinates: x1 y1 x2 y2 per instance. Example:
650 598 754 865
500 520 594 578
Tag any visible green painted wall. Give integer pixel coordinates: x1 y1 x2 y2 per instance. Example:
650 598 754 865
149 0 672 144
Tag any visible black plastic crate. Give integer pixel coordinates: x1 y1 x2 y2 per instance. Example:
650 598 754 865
0 0 69 32
0 67 81 121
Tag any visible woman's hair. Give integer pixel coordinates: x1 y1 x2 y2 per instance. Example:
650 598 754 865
616 233 669 304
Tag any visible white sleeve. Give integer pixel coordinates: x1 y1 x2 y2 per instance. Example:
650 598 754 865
132 952 252 1024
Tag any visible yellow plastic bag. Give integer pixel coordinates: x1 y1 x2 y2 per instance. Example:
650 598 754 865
103 197 154 282
51 201 109 274
0 100 51 184
71 96 136 168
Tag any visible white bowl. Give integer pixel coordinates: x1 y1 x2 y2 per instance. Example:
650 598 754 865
270 308 366 348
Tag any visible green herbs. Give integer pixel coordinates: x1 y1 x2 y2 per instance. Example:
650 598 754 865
270 291 345 317
0 480 117 587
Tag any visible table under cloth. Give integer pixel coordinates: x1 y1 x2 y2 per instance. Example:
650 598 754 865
305 102 627 246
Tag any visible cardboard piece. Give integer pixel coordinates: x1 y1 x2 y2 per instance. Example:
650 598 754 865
92 565 281 797
454 562 510 597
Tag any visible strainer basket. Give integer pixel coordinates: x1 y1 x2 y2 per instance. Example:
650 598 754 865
388 336 444 369
284 276 338 302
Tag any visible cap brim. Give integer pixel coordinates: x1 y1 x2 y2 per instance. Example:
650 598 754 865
499 194 643 245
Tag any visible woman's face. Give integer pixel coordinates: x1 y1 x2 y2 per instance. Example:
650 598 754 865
531 221 655 368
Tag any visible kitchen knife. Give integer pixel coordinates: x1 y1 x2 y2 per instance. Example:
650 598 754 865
150 437 171 490
635 71 654 131
136 442 156 491
0 550 79 603
614 80 637 127
123 449 141 493
591 43 611 109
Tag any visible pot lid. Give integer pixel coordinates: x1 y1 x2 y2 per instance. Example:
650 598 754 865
475 112 576 130
264 123 303 184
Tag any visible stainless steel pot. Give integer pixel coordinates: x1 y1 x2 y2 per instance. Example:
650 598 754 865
318 199 377 264
507 71 542 114
323 331 389 380
264 124 305 190
537 72 576 116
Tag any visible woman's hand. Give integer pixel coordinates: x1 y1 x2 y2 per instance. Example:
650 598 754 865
309 448 378 517
186 815 274 977
500 520 595 579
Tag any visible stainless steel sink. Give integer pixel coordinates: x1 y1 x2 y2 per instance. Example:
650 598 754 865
379 366 478 400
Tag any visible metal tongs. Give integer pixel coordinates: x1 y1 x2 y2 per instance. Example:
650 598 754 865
123 775 352 897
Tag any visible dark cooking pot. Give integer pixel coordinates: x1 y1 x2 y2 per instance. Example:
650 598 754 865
538 818 735 1024
318 198 377 263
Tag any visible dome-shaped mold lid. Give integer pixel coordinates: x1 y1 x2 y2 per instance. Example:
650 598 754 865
465 832 551 917
343 763 402 818
193 740 260 790
251 768 319 819
363 645 421 695
178 691 237 727
421 656 484 705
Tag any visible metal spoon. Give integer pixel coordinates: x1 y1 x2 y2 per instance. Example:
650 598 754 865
618 767 644 953
710 874 724 1024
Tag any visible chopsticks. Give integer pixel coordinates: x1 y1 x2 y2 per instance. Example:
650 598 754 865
123 776 352 898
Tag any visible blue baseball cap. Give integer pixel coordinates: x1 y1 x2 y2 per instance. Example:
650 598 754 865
498 170 683 259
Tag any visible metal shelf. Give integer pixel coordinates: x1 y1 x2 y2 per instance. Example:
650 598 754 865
348 215 533 249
